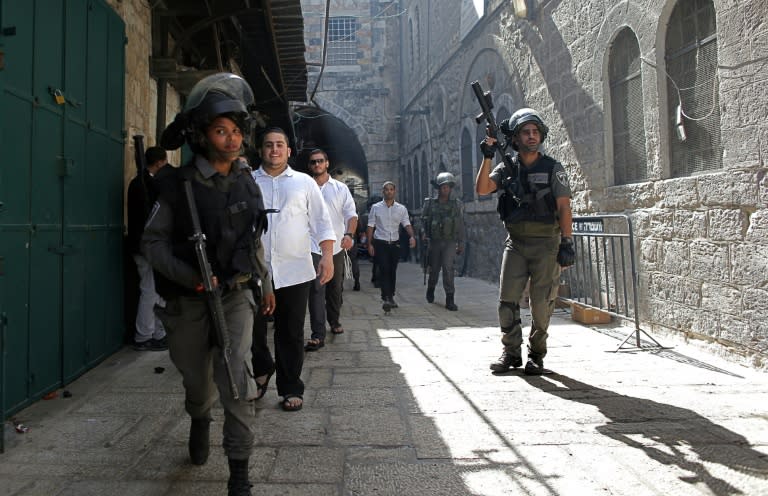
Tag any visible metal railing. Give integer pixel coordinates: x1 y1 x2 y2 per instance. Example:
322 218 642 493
559 214 665 351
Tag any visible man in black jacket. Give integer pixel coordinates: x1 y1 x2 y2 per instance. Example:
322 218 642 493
126 146 168 350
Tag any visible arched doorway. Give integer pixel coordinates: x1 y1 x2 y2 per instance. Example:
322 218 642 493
291 106 369 204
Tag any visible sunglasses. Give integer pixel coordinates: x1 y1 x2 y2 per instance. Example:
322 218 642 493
309 158 327 165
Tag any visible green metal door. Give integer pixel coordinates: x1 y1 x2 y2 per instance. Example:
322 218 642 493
0 0 125 417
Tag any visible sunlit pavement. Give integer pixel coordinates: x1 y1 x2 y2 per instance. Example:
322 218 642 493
2 260 767 495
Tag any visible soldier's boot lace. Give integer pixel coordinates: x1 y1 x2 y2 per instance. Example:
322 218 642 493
227 458 253 496
188 418 211 465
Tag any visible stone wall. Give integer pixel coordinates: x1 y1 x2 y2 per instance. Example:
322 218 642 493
395 0 768 368
301 0 401 192
105 0 182 220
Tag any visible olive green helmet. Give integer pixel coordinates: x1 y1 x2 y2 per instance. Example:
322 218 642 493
435 172 456 188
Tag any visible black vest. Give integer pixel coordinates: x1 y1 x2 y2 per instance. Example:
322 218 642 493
497 154 558 225
153 161 267 298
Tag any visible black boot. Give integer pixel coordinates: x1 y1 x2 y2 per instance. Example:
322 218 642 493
426 287 435 303
524 355 545 375
490 350 523 372
227 458 253 496
188 418 211 465
445 293 458 311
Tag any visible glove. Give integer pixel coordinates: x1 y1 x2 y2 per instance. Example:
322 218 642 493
479 140 497 159
557 237 575 267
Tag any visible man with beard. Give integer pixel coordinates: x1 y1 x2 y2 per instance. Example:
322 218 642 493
304 148 358 351
475 108 574 376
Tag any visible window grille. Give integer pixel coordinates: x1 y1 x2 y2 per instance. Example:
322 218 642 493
665 0 721 176
327 17 357 66
609 28 648 185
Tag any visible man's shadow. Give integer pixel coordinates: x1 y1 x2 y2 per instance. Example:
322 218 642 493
525 373 768 495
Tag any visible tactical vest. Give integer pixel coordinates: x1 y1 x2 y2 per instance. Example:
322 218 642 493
423 199 462 240
153 161 268 298
497 154 558 225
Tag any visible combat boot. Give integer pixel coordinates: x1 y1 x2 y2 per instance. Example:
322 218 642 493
489 350 523 372
426 286 435 303
524 355 545 376
445 293 458 311
227 458 253 496
188 417 211 465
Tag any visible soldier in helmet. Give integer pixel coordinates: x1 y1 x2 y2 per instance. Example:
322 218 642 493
475 108 575 376
420 172 465 311
142 72 274 495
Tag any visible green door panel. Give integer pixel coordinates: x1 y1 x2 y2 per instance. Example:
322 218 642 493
0 230 31 412
33 0 65 109
64 0 88 124
0 0 126 418
28 228 63 397
0 0 34 92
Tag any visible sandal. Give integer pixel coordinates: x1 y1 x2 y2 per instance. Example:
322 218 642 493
281 394 303 412
331 325 344 335
254 367 274 400
304 338 324 352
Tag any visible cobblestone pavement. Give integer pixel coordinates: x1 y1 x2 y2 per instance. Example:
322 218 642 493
2 261 767 496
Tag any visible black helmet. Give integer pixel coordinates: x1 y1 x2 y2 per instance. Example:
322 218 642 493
161 72 254 152
499 108 549 143
435 172 456 188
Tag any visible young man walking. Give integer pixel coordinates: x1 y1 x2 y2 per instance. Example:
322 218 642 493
366 182 416 312
305 148 358 351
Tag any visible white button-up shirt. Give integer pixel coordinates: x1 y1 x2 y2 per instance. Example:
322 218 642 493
253 166 336 289
367 200 411 242
311 177 358 255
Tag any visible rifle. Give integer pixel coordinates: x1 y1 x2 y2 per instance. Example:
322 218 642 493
183 181 240 400
471 81 501 144
471 80 523 205
132 135 150 210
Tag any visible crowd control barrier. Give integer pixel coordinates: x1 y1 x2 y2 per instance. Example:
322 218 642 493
559 214 666 352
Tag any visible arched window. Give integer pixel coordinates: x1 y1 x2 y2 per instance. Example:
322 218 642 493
610 28 647 184
665 0 721 176
460 128 474 202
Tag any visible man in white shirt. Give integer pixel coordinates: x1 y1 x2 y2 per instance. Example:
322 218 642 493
305 149 358 351
366 181 416 312
251 128 336 412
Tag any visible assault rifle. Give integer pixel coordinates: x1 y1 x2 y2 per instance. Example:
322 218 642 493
132 135 150 209
470 80 523 206
183 181 240 400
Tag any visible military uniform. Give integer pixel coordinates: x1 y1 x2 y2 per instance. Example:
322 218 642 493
490 153 571 369
421 197 465 302
143 158 272 460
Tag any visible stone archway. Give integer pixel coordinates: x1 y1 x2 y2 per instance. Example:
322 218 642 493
292 105 370 202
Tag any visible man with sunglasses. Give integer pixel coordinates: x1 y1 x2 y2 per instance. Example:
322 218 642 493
304 149 358 351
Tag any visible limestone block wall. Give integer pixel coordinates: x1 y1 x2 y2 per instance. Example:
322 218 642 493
301 0 401 195
397 0 768 367
105 0 182 221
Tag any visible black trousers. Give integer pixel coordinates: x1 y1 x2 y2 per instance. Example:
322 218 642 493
252 280 311 397
373 239 401 299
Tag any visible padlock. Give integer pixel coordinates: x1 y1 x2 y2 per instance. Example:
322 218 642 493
54 89 65 105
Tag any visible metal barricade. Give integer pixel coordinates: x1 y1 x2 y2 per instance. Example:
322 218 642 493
559 214 666 351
